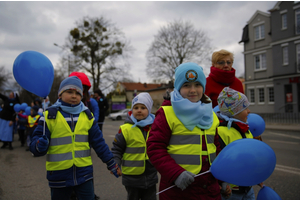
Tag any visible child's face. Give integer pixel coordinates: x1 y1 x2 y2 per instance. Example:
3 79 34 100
60 89 82 105
132 103 149 120
180 82 203 103
234 108 250 123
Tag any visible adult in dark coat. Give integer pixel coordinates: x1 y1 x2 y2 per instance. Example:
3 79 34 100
93 89 109 131
0 92 20 150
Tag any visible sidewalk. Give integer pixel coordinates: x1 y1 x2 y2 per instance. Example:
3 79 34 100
265 123 300 131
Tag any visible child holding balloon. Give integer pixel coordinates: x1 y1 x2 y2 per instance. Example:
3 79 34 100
217 87 263 200
147 62 230 200
29 76 120 200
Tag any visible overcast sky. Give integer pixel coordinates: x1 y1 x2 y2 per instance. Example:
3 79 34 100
0 1 276 90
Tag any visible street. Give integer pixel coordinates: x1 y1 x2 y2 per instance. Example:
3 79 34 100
0 118 299 199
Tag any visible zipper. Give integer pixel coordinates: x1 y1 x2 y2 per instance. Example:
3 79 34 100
71 114 77 185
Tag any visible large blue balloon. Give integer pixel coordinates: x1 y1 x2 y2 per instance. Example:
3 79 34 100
213 105 220 113
25 106 32 116
211 139 276 186
247 113 265 137
20 103 28 111
13 51 54 98
257 186 282 200
14 104 21 112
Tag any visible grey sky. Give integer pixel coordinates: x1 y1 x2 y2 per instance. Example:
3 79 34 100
0 1 276 88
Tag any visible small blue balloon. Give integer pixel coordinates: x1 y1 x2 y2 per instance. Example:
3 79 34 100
257 186 282 200
213 105 220 113
20 103 28 111
38 112 43 116
13 51 54 98
25 106 31 116
247 113 265 137
14 104 21 112
211 139 276 186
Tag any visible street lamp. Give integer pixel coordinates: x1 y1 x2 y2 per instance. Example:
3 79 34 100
53 43 71 75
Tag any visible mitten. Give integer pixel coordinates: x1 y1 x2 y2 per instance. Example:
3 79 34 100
36 135 49 152
174 171 195 190
107 159 119 178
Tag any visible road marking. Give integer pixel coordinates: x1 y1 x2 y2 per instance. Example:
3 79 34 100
275 164 300 176
268 131 300 140
267 140 299 145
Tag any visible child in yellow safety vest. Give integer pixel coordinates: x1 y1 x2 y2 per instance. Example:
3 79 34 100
111 92 158 200
216 87 263 200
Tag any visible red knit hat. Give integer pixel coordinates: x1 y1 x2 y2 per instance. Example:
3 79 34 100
69 72 91 90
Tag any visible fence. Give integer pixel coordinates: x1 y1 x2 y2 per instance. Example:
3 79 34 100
259 113 300 124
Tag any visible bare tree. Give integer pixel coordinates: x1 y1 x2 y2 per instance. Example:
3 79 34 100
64 16 133 91
0 66 12 91
146 20 213 82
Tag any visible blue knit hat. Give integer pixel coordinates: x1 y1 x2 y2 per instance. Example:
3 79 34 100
58 76 83 97
174 62 206 92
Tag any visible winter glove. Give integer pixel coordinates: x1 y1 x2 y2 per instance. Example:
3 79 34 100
221 182 231 199
36 135 49 152
174 171 195 190
107 159 119 178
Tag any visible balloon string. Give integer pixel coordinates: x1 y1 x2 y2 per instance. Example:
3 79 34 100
43 98 46 136
156 169 211 195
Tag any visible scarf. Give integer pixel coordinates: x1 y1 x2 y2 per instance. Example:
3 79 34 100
209 66 236 85
170 89 213 131
50 99 88 115
220 113 248 130
130 113 155 128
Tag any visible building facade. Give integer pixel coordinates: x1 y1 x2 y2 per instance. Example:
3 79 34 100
240 1 300 114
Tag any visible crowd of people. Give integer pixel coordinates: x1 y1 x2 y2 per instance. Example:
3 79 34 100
0 49 266 200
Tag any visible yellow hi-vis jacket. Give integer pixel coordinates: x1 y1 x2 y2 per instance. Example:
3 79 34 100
44 110 94 171
218 125 253 188
121 123 150 175
28 115 40 127
162 106 219 174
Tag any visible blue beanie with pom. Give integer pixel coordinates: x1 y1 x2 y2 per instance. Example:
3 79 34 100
174 62 206 92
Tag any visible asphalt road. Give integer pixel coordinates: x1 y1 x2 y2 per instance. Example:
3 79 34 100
0 119 299 199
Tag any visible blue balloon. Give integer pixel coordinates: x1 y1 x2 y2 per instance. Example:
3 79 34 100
13 51 54 98
20 103 28 111
247 113 265 137
38 112 43 116
25 106 32 116
14 104 21 112
211 139 276 186
257 186 282 200
213 105 220 113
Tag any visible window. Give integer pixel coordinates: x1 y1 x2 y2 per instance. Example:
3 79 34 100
296 9 300 34
258 88 265 103
283 46 289 65
254 53 266 70
255 24 265 40
249 89 255 103
282 13 287 29
268 87 274 103
297 44 300 72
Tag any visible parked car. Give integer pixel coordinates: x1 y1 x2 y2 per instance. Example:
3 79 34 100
108 109 130 120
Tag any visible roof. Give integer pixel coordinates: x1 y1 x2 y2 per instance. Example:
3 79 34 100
120 82 162 91
247 10 270 24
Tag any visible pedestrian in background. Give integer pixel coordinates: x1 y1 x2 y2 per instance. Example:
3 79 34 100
30 76 120 200
94 89 109 131
112 92 157 200
217 87 263 200
0 91 20 150
205 49 244 108
147 62 230 200
16 107 27 147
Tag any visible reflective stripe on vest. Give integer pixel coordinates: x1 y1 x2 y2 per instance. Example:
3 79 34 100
28 115 40 127
162 106 219 174
121 123 150 175
44 111 94 171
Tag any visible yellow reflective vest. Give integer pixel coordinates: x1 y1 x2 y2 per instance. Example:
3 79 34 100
162 106 219 174
28 115 40 127
218 125 253 188
44 110 94 171
121 123 150 175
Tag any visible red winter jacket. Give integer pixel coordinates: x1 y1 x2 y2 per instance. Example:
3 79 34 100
147 100 222 200
205 67 244 108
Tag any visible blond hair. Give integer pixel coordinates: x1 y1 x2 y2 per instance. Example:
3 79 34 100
211 49 234 65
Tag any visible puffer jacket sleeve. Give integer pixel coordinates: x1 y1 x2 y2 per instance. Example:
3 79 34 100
147 107 185 184
111 128 126 167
